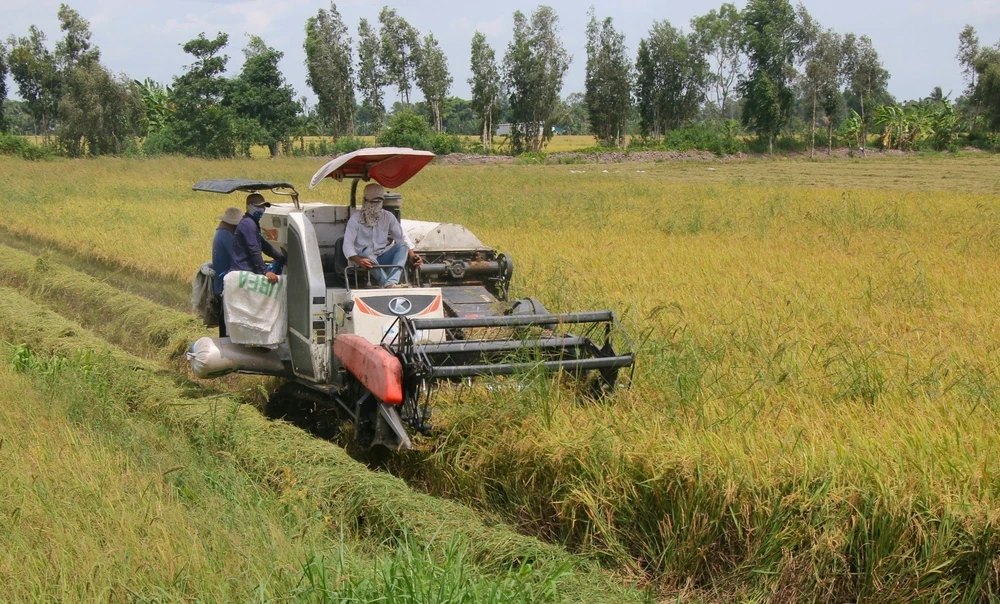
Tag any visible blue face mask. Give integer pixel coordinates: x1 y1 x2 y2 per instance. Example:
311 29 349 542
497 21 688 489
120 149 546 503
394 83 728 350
249 205 265 220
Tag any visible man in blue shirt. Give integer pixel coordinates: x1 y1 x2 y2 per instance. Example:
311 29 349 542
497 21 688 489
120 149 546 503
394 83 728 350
231 193 284 284
212 207 242 337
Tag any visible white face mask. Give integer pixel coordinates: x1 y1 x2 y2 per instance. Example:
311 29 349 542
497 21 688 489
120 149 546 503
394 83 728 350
361 199 383 227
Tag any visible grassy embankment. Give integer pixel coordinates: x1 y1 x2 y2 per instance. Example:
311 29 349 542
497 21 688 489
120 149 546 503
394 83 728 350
0 256 645 601
3 153 1000 598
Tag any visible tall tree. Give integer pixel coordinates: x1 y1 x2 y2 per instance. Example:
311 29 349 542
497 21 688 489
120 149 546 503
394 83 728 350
7 26 61 137
58 63 142 156
739 0 801 154
469 31 500 149
802 29 844 156
972 45 1000 132
691 3 744 118
584 8 631 148
842 33 889 151
227 35 299 158
54 4 99 70
503 6 571 153
635 21 708 141
0 45 8 133
304 3 355 137
415 33 451 132
357 18 386 134
957 25 980 97
378 7 421 105
165 33 234 158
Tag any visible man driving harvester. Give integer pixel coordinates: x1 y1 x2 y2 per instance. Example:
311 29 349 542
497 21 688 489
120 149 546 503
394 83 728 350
231 193 284 283
343 183 423 286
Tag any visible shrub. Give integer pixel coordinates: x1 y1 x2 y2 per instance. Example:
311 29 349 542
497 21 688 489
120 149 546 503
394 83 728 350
0 134 56 161
331 136 366 155
377 110 433 150
429 133 465 155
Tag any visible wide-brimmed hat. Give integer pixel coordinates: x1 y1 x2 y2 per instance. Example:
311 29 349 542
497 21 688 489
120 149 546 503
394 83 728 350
363 183 385 202
246 192 271 207
218 207 243 225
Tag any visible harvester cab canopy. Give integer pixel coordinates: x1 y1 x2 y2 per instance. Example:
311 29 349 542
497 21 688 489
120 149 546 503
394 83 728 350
308 147 435 207
193 179 301 208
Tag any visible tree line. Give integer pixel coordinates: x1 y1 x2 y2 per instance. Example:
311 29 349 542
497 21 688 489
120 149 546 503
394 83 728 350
1 2 998 158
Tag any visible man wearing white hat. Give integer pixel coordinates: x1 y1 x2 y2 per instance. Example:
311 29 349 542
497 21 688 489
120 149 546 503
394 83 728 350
343 183 423 286
212 207 242 337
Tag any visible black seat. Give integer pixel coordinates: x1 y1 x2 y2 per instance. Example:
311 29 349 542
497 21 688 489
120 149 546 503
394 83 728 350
324 237 350 287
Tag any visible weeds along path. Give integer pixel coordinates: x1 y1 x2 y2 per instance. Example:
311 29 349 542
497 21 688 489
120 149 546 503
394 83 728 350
0 283 646 603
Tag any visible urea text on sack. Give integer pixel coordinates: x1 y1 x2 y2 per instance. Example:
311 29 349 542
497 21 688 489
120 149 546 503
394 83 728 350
238 272 283 298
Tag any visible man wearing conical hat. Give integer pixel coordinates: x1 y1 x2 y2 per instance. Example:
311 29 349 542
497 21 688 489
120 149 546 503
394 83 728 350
343 183 423 287
211 206 242 337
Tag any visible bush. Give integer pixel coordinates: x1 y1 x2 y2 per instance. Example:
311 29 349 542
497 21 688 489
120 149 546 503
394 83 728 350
627 121 748 156
377 110 433 150
0 134 56 160
429 133 465 155
331 136 367 155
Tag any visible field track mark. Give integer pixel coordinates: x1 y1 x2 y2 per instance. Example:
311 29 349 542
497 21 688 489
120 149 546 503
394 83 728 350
0 224 190 311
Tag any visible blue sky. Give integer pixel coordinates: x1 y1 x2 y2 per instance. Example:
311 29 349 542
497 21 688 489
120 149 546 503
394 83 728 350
2 0 999 106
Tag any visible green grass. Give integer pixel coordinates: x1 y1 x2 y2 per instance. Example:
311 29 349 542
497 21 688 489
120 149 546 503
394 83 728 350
3 152 1000 597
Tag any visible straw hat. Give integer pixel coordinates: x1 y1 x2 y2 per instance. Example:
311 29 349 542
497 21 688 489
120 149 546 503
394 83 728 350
218 207 243 225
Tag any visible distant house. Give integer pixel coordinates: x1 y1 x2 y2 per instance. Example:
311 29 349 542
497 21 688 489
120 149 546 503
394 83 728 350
495 123 548 137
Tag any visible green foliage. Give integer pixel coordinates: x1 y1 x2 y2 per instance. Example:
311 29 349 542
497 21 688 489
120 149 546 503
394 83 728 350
161 33 234 158
584 10 631 148
304 4 356 138
0 133 55 160
57 62 143 156
691 3 744 119
131 78 171 136
378 7 421 105
356 18 386 134
469 32 501 148
503 6 570 154
226 35 300 158
6 26 61 137
636 20 708 141
374 109 464 154
972 46 1000 133
740 0 800 152
843 33 890 142
0 45 9 133
54 4 100 69
630 119 748 155
415 33 452 132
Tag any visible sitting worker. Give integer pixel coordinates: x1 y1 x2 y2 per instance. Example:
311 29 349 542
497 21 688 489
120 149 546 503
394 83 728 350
231 193 284 284
212 206 242 337
343 183 423 286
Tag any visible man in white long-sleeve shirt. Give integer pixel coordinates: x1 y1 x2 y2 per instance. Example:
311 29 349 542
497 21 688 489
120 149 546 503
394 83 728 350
343 183 423 286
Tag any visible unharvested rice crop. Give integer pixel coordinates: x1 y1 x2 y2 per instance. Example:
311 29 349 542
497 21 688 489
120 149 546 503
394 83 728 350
2 153 1000 599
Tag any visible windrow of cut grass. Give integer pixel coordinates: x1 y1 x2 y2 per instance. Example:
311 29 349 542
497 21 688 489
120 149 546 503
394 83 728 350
0 283 646 602
0 352 578 602
4 154 1000 597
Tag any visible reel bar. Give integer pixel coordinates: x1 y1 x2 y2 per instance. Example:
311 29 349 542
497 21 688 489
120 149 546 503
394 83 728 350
425 354 636 379
406 311 615 331
414 334 589 357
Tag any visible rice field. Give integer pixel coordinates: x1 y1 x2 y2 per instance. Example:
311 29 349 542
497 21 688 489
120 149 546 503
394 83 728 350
2 151 1000 599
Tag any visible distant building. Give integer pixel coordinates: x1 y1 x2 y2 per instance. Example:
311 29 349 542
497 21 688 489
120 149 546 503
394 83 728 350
495 123 551 137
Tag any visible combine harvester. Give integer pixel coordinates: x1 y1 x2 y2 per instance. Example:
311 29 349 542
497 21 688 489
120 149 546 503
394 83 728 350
189 148 634 450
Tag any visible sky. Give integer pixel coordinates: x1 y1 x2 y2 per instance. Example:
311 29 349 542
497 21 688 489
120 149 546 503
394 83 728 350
2 0 999 107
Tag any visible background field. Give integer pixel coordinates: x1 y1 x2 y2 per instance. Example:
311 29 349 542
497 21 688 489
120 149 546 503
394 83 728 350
2 152 1000 599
